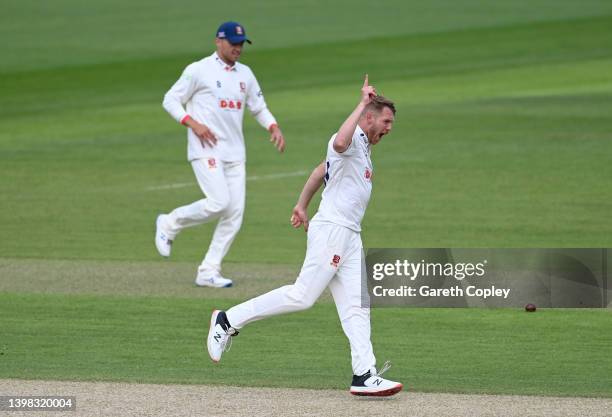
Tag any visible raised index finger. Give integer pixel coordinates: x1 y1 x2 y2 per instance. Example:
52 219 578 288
363 74 369 88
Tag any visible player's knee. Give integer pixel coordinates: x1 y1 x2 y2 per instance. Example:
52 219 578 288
300 297 316 309
294 298 315 310
217 203 244 226
230 205 245 223
287 285 316 310
207 194 231 214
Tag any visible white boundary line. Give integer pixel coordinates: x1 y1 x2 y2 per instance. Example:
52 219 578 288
146 170 308 191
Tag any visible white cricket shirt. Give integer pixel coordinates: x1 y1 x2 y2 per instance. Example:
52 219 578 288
311 125 373 233
162 52 276 162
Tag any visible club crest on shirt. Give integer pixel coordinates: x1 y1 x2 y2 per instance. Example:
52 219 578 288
331 255 341 267
208 158 217 169
239 82 246 92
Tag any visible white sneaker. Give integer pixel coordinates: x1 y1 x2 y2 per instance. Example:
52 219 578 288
349 361 403 397
207 310 238 362
196 275 233 288
195 269 233 288
154 214 173 257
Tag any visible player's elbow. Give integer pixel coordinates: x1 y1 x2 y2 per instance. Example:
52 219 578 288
161 94 174 113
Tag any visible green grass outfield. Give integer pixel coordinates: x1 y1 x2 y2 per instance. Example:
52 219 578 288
1 258 611 397
1 0 612 397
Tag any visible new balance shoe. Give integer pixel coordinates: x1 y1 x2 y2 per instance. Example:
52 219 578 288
207 310 238 362
195 269 233 288
349 361 403 397
154 214 173 257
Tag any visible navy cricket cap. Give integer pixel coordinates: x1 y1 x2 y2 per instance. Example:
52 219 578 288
216 21 252 44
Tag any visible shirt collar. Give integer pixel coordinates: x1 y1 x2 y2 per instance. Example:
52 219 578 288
356 125 369 145
213 52 238 72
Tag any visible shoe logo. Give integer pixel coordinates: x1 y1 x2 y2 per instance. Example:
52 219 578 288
213 332 222 343
331 255 341 267
373 378 383 386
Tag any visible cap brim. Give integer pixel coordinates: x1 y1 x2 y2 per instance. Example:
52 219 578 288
227 35 251 45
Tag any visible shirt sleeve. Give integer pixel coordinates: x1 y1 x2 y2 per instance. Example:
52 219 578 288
162 63 199 124
330 132 358 157
246 69 277 130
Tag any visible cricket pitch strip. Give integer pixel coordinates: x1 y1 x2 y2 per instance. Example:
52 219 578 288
1 379 610 417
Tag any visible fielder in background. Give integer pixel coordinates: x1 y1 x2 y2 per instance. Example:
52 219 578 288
155 21 285 288
207 75 403 396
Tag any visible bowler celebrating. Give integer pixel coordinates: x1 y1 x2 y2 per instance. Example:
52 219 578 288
155 22 285 288
207 76 403 396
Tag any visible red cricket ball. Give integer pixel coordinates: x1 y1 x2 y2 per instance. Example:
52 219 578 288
525 303 537 312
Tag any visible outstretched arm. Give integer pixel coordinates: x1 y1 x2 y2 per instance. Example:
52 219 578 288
333 74 377 153
291 162 326 232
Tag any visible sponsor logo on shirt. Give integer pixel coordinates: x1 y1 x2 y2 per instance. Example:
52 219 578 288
219 99 243 110
208 158 217 169
331 255 341 267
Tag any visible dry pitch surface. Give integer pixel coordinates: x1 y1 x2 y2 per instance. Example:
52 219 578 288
2 379 611 417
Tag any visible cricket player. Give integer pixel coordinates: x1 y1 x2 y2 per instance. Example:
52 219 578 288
207 76 403 396
155 22 285 288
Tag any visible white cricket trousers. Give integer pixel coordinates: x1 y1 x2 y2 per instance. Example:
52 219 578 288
226 222 376 376
165 158 245 275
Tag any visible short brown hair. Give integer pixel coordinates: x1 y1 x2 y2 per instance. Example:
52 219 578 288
365 95 396 115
